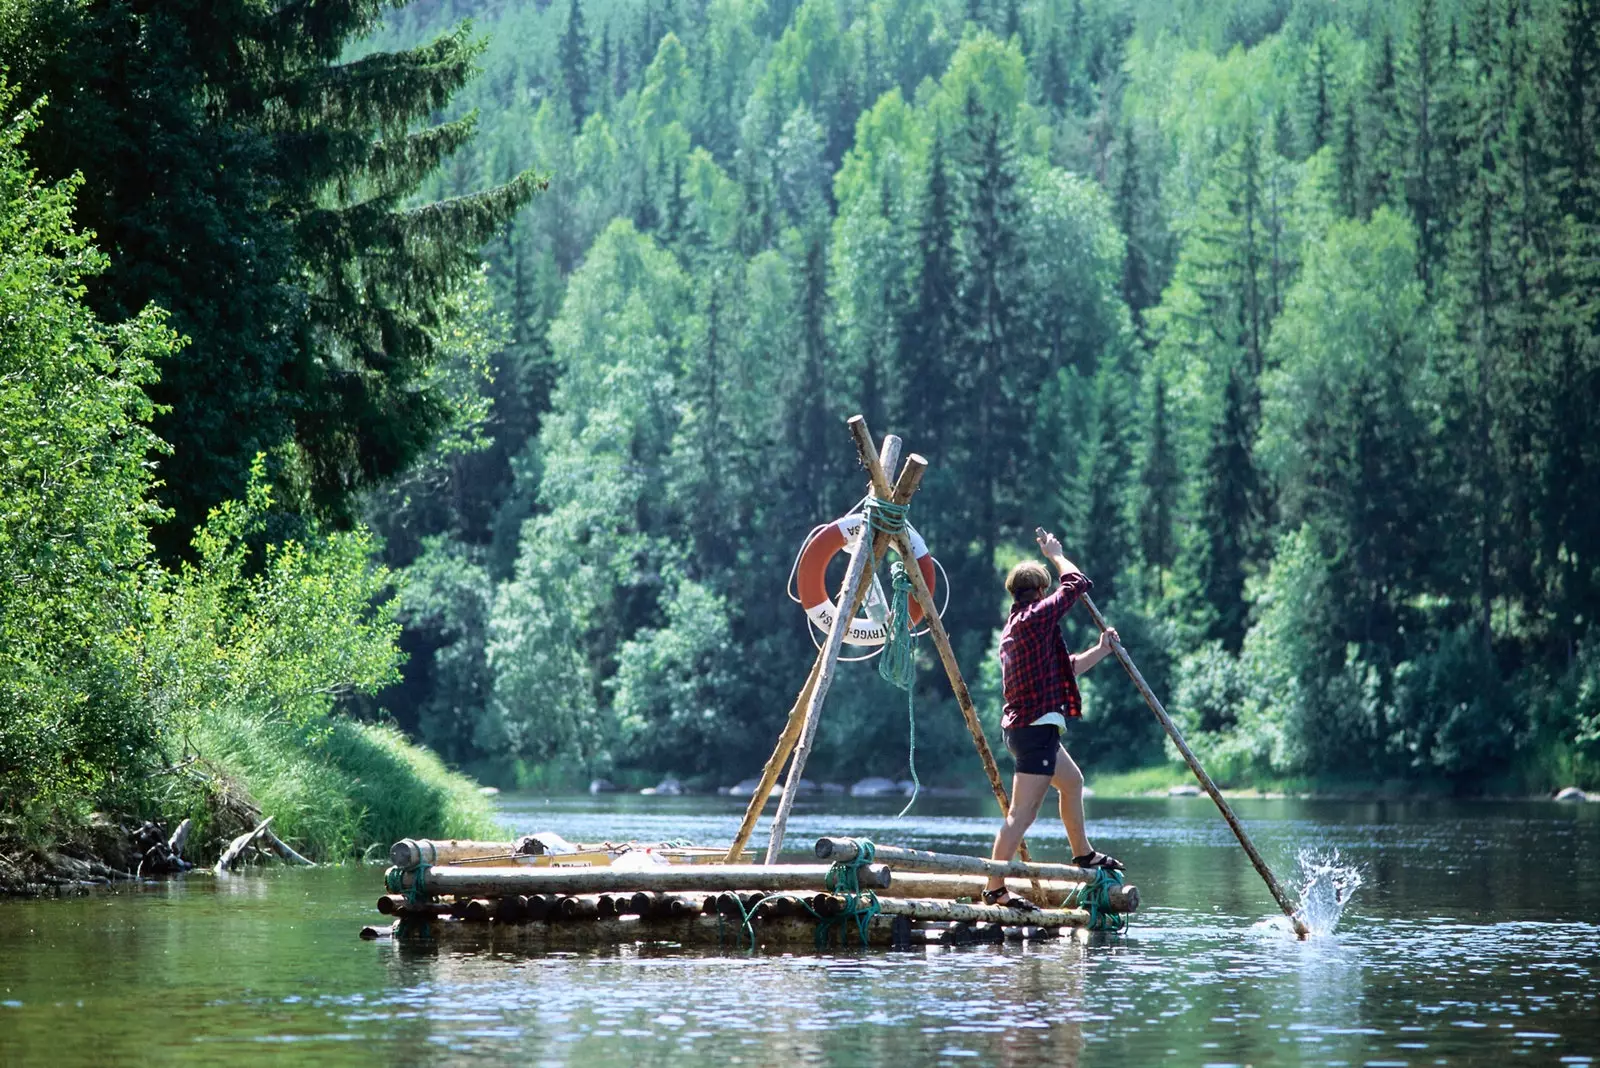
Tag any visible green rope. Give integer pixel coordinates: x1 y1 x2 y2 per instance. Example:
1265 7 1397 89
879 563 919 818
1066 867 1128 933
865 496 910 535
818 837 882 947
384 862 432 908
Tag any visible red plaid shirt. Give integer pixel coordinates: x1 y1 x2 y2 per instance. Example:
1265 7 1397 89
1000 571 1093 729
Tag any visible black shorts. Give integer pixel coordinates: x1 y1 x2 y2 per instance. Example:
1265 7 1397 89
1004 724 1062 777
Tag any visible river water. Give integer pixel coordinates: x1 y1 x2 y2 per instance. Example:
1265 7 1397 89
2 794 1597 1066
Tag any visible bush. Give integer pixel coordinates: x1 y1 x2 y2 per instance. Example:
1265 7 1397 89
0 87 178 829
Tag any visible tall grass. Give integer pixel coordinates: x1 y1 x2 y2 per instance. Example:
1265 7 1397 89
185 713 501 860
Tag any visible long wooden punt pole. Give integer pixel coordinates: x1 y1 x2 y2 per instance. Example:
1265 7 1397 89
843 418 1041 880
725 430 911 862
764 441 927 863
388 862 893 898
1078 592 1308 936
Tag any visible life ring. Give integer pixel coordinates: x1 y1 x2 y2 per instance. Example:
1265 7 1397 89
795 514 938 647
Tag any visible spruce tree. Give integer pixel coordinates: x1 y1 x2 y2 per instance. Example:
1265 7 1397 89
1138 377 1179 599
8 1 541 557
1196 368 1256 652
895 128 960 455
560 0 592 129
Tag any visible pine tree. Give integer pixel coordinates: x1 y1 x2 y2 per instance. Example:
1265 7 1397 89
895 128 960 455
1364 31 1404 215
1336 95 1362 217
1196 368 1256 652
560 0 592 129
1303 38 1333 154
1137 376 1179 599
1400 0 1448 291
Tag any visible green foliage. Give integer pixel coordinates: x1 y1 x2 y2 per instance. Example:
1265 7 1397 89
1 0 541 556
0 88 176 820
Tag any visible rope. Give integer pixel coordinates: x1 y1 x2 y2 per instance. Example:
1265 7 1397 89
817 837 882 947
878 562 919 817
385 862 431 908
1066 867 1128 933
864 496 910 535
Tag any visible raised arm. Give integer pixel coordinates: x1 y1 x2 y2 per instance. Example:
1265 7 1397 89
1071 627 1119 675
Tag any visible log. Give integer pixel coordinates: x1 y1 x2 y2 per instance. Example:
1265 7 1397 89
764 436 927 863
167 818 192 858
816 838 1098 882
497 895 527 924
1077 592 1309 937
460 898 497 923
390 839 517 869
264 828 315 867
376 894 454 918
215 817 274 873
883 872 1139 914
727 427 920 863
556 895 601 920
864 896 1091 928
389 862 893 899
843 418 1042 890
597 893 623 918
522 894 551 922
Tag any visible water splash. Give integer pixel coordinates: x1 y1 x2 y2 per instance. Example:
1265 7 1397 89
1291 846 1364 936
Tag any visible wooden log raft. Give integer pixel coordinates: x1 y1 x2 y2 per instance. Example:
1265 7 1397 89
387 862 893 899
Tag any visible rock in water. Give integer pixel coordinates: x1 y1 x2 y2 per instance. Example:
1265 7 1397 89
851 777 899 797
1554 786 1586 802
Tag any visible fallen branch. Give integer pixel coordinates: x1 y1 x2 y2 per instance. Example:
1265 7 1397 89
215 817 274 873
263 828 314 866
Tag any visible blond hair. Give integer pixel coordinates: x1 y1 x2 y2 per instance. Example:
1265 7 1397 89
1005 561 1052 600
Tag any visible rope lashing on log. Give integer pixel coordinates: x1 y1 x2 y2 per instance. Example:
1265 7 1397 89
877 562 920 818
1066 867 1128 933
385 862 431 908
864 495 910 535
819 837 882 947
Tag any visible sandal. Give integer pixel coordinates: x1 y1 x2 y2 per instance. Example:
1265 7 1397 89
1072 850 1126 871
982 886 1040 912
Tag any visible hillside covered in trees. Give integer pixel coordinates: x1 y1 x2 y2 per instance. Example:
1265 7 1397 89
364 0 1600 793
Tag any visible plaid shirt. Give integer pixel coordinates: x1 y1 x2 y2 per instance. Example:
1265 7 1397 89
999 571 1093 729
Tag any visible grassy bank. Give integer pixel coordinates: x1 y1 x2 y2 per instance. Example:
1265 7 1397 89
180 714 501 862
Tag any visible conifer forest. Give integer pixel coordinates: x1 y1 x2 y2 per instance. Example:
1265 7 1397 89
4 0 1600 863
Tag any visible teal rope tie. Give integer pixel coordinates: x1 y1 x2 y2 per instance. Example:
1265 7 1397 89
385 862 431 908
878 562 919 818
1067 867 1128 933
865 496 910 535
818 837 881 948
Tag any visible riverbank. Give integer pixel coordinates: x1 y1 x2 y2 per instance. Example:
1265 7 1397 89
0 714 497 897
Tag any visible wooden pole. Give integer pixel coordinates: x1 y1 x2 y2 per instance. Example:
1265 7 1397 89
815 838 1096 881
1079 592 1309 937
883 872 1139 913
843 418 1040 879
724 428 912 862
764 439 927 862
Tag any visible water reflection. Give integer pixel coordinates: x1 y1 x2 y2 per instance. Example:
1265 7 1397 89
1 796 1598 1067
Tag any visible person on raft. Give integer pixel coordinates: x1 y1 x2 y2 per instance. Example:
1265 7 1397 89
983 526 1124 912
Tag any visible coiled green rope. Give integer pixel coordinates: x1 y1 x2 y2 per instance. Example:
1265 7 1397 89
384 862 431 907
878 562 919 817
819 837 881 947
1066 867 1128 933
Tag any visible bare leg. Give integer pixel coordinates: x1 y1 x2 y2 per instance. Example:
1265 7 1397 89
1051 746 1092 858
985 772 1051 894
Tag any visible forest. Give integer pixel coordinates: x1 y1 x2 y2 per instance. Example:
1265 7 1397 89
361 0 1600 794
3 0 1599 870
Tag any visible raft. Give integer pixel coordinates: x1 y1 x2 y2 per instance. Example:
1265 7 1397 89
363 835 1139 951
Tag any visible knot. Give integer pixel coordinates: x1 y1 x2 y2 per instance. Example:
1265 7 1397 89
819 838 881 947
385 862 430 907
1068 867 1128 933
865 497 909 535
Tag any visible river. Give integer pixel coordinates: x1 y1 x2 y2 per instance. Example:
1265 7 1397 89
1 794 1597 1066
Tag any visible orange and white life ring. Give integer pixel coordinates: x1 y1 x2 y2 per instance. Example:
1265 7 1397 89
794 514 938 647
